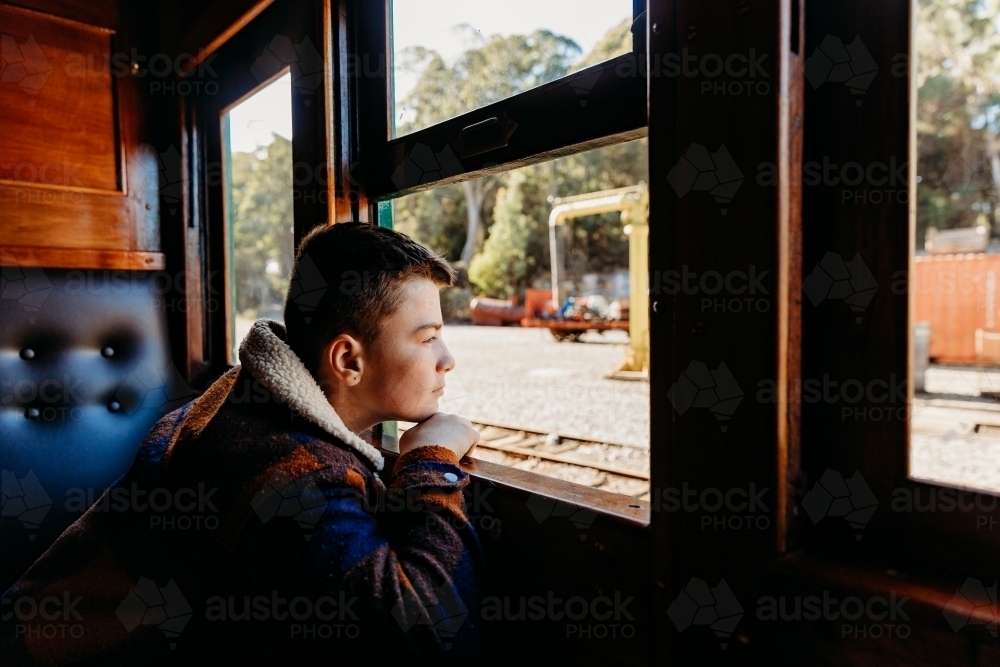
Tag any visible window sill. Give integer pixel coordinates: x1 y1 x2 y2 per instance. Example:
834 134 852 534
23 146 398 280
768 551 998 640
363 430 649 529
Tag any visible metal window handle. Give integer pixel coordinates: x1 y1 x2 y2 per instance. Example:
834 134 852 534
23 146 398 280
452 112 517 159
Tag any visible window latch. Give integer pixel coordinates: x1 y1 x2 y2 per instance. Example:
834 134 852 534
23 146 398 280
452 112 517 159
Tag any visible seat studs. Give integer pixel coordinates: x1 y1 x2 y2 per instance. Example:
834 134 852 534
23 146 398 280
108 401 122 412
20 348 34 360
26 407 40 420
102 347 115 358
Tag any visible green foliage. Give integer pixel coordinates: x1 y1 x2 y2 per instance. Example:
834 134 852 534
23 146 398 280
393 20 645 299
468 172 534 298
230 133 294 317
397 29 582 134
392 182 470 261
571 18 632 71
915 0 1000 243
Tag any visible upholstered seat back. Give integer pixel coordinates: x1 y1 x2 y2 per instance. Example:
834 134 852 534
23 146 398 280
0 267 183 591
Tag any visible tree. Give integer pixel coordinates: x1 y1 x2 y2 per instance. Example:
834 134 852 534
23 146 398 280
396 29 582 265
229 133 295 317
394 20 646 301
916 0 1000 241
570 18 632 71
468 172 534 298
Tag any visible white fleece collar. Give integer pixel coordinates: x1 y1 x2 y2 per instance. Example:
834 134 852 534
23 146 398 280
238 319 384 471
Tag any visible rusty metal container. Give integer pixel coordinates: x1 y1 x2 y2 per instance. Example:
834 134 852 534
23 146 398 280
470 297 525 326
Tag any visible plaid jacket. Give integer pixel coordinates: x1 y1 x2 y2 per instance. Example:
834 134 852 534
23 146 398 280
1 320 482 665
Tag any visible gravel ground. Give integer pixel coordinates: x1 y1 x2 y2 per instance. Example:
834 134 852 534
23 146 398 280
437 333 1000 493
911 366 1000 493
437 324 650 449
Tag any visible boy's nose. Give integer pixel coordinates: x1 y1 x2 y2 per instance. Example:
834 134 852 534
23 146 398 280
440 346 456 373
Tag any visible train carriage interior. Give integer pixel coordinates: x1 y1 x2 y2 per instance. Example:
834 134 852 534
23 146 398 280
1 0 999 664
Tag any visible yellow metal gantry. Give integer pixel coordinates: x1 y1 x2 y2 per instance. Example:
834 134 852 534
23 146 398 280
547 184 648 379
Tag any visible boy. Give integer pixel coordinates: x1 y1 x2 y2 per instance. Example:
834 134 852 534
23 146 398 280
1 222 483 664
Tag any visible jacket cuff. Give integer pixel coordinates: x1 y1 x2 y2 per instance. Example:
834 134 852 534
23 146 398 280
390 445 467 491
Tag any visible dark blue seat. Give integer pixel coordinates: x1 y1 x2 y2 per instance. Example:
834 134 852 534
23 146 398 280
0 265 185 591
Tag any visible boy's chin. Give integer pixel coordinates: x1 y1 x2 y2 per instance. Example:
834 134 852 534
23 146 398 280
397 402 439 424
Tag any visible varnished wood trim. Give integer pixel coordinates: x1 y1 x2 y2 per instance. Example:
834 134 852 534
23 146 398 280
770 552 998 637
364 433 650 529
0 246 166 270
0 180 124 197
0 2 115 34
775 0 806 555
176 0 277 75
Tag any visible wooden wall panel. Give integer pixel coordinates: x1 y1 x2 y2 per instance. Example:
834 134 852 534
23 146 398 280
0 1 163 268
0 4 119 193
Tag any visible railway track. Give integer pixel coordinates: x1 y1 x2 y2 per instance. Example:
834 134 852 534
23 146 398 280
397 421 650 499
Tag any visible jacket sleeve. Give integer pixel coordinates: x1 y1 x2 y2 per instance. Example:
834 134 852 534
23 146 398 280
235 444 483 665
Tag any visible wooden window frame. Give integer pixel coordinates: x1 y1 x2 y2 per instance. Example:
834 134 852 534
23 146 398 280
353 0 649 204
178 0 334 381
174 0 655 515
350 0 656 499
799 0 999 581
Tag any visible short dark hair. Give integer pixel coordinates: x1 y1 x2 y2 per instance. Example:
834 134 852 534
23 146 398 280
283 222 456 376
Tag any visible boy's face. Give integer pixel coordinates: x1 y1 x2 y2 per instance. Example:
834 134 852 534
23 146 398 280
360 277 455 424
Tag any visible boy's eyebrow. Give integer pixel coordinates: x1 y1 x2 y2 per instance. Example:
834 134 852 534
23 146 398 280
412 322 443 334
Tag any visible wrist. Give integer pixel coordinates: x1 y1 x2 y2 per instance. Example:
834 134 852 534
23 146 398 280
391 444 462 477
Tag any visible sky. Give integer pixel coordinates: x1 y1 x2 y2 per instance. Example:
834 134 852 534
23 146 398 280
226 73 292 154
226 2 632 153
392 0 632 113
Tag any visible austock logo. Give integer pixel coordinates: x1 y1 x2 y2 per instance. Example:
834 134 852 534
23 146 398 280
805 35 878 106
251 35 323 96
1 253 52 322
667 577 743 649
391 584 469 650
667 143 744 215
115 360 196 416
152 145 185 216
3 591 85 639
286 252 328 324
525 493 598 541
391 143 465 191
569 69 602 107
667 361 744 432
757 591 911 639
803 252 879 323
251 469 327 540
801 469 879 541
480 590 636 639
1 33 52 97
116 577 193 649
943 578 998 637
1 469 52 540
205 590 360 640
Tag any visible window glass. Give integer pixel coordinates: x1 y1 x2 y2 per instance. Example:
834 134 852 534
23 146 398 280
910 2 1000 493
390 0 634 136
222 73 295 364
387 139 650 498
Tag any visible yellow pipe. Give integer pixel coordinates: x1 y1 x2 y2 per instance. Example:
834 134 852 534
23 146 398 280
547 185 648 377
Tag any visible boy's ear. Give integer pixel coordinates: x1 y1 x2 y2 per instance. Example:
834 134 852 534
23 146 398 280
322 334 365 386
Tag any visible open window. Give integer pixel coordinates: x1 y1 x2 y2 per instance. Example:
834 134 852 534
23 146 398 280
354 0 652 500
799 0 1000 582
908 0 1000 498
221 72 295 364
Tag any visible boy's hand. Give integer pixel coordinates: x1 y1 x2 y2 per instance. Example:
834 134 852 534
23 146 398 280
398 413 480 460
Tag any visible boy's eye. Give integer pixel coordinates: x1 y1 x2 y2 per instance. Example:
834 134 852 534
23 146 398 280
424 336 437 343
